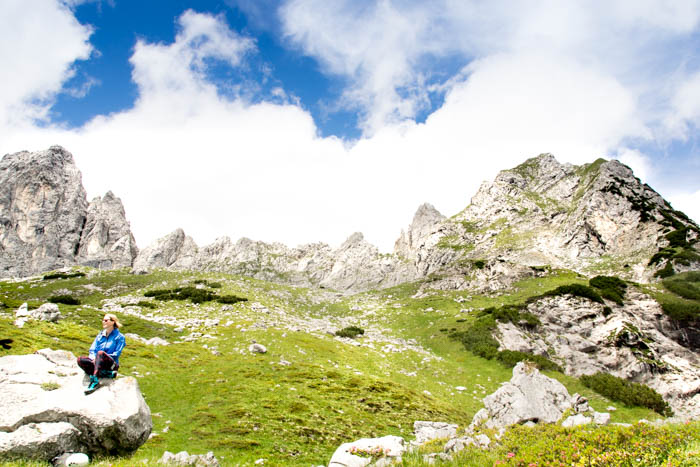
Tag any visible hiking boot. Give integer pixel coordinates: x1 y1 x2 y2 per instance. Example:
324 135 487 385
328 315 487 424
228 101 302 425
84 375 100 394
98 369 117 378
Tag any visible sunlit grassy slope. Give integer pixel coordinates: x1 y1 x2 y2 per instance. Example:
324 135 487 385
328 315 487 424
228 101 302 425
0 268 695 466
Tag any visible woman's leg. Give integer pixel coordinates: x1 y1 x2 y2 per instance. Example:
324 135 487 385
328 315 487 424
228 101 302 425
76 356 95 375
94 350 118 376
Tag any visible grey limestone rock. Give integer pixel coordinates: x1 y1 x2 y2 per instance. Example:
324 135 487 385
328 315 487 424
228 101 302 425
31 303 62 322
494 291 700 418
132 228 198 272
413 421 458 445
471 362 573 430
77 191 138 269
328 435 406 467
0 146 87 277
0 349 152 461
158 450 219 466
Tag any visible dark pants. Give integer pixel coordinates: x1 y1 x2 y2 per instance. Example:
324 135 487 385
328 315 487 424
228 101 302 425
77 350 119 376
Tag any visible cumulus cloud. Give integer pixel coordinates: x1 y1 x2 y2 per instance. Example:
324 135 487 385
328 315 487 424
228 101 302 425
0 0 92 127
2 1 700 253
280 0 700 137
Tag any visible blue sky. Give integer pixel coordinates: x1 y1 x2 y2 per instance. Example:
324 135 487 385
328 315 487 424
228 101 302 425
2 0 700 251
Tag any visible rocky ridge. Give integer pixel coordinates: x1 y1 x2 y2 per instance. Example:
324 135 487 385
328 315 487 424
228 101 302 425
2 147 698 294
131 154 699 293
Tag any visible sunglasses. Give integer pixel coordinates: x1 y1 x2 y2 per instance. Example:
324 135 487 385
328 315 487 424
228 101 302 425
102 318 113 322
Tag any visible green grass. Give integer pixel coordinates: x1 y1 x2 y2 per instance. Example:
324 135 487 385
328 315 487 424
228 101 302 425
0 267 677 466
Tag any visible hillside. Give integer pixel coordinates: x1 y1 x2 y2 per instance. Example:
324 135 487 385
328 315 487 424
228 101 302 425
1 147 699 465
1 265 699 465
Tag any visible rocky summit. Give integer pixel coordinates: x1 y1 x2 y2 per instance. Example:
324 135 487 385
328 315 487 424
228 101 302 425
0 146 138 277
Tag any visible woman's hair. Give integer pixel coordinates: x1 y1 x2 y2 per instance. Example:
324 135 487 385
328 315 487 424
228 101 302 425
103 313 122 329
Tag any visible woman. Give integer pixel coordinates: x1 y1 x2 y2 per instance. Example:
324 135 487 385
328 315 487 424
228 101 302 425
77 313 126 394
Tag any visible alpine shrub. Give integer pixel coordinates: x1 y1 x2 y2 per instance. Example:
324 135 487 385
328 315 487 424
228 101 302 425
655 261 675 278
663 278 700 300
43 272 86 280
48 295 81 305
660 301 700 323
217 295 248 304
590 275 627 305
539 284 604 304
580 372 672 416
336 326 365 338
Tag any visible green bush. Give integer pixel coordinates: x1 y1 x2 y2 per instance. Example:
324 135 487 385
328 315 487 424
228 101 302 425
145 287 217 304
649 248 676 266
540 284 604 304
336 326 365 338
136 300 157 309
590 275 627 305
48 295 81 305
655 261 675 278
43 272 86 280
663 279 700 300
666 228 690 248
580 372 672 416
660 301 700 322
217 295 248 304
473 260 486 269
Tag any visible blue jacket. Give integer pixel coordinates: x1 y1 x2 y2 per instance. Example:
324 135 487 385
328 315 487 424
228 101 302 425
89 328 126 365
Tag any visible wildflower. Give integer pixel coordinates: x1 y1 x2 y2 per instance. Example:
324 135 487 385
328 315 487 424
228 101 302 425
507 452 515 458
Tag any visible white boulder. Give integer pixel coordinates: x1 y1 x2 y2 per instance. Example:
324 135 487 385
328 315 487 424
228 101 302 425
329 435 406 467
0 349 152 461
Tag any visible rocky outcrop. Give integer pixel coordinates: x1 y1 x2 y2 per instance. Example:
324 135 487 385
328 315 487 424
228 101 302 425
0 146 88 277
394 203 446 261
470 362 573 429
133 231 415 293
0 146 137 278
442 154 699 283
494 290 700 419
0 349 152 461
77 191 138 268
132 228 198 273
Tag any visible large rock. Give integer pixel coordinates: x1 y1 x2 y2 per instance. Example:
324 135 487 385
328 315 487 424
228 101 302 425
0 349 151 461
471 362 573 430
0 146 88 277
77 191 138 268
329 435 406 467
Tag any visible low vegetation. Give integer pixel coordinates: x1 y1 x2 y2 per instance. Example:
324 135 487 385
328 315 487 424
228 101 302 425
449 306 560 372
655 271 700 323
47 295 81 305
580 373 672 417
143 287 247 305
410 421 700 466
0 266 692 465
42 272 86 280
589 275 627 305
335 326 365 338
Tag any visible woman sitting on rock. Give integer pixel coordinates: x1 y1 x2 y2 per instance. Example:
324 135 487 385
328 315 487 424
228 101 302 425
77 313 126 394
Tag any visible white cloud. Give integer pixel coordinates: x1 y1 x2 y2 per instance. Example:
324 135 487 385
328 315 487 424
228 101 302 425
615 148 654 182
0 0 92 127
1 1 699 255
668 190 700 224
